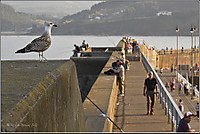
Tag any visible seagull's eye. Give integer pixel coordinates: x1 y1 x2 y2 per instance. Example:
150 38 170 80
49 23 53 25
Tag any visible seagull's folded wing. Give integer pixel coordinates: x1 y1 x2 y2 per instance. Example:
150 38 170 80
26 36 51 52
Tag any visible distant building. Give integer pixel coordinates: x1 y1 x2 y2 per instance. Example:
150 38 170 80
157 11 172 16
95 16 101 20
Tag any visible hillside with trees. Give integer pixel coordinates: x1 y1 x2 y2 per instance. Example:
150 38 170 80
1 3 58 34
30 0 198 36
2 0 199 36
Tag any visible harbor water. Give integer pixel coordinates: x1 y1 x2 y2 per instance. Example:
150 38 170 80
1 35 199 60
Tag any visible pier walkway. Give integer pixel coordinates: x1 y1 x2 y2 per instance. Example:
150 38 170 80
113 60 171 132
158 70 199 131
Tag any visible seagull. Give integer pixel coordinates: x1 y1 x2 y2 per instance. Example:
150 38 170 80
15 22 57 62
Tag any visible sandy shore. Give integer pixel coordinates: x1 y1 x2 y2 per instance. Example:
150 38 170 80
1 60 68 120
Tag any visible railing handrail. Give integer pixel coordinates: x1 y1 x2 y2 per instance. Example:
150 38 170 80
141 52 183 131
178 73 199 97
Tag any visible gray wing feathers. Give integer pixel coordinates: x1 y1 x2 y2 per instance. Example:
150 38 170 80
25 36 51 52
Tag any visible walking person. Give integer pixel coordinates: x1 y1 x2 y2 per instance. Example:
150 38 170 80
160 67 163 75
178 99 184 112
178 82 183 94
113 61 125 96
171 64 174 72
184 83 189 95
155 66 158 73
143 71 159 115
165 81 170 91
170 78 175 92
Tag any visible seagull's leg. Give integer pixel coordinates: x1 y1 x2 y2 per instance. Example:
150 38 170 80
39 52 41 62
41 52 47 62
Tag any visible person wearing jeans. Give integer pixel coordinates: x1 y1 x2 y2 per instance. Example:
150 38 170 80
143 71 159 115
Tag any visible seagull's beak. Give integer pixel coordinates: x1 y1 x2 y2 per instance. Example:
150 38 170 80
53 24 57 27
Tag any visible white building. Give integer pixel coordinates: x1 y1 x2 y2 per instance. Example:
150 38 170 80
157 11 172 16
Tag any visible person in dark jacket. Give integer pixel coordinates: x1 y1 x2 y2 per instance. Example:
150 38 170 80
177 112 195 132
143 71 159 115
73 44 80 57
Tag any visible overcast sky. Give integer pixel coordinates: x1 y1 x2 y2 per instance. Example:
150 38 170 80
1 1 102 18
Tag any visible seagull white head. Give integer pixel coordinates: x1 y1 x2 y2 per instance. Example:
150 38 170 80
43 22 57 36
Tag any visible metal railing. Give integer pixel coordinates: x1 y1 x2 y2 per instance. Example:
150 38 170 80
141 52 183 131
178 73 199 98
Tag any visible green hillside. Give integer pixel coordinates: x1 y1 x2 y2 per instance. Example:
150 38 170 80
2 0 198 36
52 0 199 36
1 3 58 34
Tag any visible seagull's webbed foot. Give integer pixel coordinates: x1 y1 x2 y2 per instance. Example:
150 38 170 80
40 53 48 63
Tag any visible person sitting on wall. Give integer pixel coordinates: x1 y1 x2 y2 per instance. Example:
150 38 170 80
118 53 125 67
73 44 80 57
81 40 88 51
104 60 120 75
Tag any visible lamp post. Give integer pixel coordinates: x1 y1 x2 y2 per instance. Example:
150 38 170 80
190 26 194 98
176 25 179 82
199 1 200 132
194 26 197 67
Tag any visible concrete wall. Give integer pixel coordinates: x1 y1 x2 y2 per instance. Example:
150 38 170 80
1 40 125 132
158 52 199 69
82 51 120 132
140 44 157 69
91 47 122 52
71 56 110 101
140 44 199 70
1 61 86 132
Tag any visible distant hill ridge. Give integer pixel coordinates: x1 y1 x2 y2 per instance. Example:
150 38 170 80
31 0 198 36
1 1 199 36
1 3 58 33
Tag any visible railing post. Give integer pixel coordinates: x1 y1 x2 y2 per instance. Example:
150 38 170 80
175 111 178 131
168 100 171 124
162 93 165 109
171 105 174 131
165 96 167 115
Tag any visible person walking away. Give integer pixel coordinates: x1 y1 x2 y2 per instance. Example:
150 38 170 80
127 43 132 54
192 85 197 96
177 112 195 132
143 72 159 115
174 66 177 72
196 102 199 119
165 81 170 91
170 78 175 92
132 39 136 53
178 99 184 112
171 64 174 72
178 82 183 94
135 41 140 54
113 61 125 96
184 83 189 95
155 66 158 73
160 67 163 75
